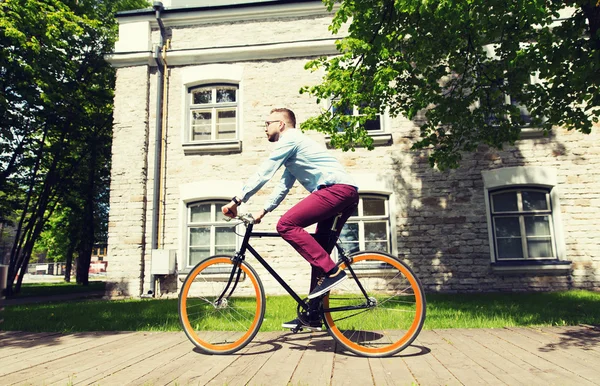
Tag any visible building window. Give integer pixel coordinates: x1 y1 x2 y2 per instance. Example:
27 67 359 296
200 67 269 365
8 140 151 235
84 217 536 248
332 99 384 133
327 99 392 147
188 84 238 142
186 200 237 268
482 166 570 273
480 75 538 129
490 189 556 260
338 194 391 254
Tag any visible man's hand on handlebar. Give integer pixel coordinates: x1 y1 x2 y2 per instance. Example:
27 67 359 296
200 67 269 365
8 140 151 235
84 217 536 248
222 200 239 218
253 209 267 224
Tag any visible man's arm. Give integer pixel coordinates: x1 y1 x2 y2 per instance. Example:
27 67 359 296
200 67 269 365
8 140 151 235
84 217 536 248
252 169 296 223
238 139 295 203
222 138 295 219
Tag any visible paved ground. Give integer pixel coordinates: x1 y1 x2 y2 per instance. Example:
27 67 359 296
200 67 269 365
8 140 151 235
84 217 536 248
1 325 600 385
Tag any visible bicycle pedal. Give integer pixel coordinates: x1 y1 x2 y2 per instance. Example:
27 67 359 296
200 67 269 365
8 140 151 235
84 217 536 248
290 325 322 333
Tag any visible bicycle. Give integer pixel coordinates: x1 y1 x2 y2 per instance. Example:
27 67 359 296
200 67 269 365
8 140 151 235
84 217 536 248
178 213 426 358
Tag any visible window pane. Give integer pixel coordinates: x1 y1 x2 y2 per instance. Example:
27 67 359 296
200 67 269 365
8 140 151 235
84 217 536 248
510 96 532 125
497 238 524 259
216 87 236 103
363 198 386 216
332 101 353 116
492 192 518 212
192 88 212 104
190 227 210 246
494 217 521 237
365 241 387 252
340 242 360 254
525 216 551 236
190 204 211 223
340 223 358 243
364 222 387 241
216 109 236 140
364 117 381 131
527 238 553 258
522 191 548 211
191 111 212 141
189 247 210 266
215 226 236 246
215 246 236 255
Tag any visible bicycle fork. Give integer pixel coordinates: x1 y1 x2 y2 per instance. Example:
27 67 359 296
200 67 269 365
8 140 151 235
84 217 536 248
214 253 244 307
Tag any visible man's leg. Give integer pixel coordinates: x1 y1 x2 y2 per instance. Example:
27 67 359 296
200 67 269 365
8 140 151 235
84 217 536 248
310 200 357 291
277 184 359 278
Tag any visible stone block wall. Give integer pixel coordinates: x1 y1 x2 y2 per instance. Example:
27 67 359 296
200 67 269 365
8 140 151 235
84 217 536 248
108 6 600 297
106 66 150 297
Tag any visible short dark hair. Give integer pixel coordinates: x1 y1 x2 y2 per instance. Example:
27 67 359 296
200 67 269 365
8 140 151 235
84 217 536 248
270 108 296 128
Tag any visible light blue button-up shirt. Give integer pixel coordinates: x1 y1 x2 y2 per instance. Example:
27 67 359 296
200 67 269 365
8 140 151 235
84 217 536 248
240 129 357 212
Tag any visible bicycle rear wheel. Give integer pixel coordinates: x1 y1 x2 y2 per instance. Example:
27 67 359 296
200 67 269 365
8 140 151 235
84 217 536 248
323 251 426 357
179 255 265 355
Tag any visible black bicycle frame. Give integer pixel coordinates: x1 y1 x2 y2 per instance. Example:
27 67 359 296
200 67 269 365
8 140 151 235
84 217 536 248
219 221 372 314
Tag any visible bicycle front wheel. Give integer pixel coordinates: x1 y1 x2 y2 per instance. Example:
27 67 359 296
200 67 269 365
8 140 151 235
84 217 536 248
178 255 265 355
323 251 426 357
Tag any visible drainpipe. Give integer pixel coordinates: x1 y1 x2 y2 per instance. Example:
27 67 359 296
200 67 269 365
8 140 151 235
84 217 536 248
145 1 167 297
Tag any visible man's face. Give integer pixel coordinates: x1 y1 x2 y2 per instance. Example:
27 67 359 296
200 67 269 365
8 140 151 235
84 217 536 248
264 113 284 142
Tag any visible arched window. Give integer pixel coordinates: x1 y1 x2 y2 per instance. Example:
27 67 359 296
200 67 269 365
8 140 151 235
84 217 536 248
187 84 238 142
186 200 237 267
339 194 391 254
490 188 556 260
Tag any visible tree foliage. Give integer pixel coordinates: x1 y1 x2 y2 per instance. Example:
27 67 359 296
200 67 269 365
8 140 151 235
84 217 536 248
0 0 148 294
301 0 600 169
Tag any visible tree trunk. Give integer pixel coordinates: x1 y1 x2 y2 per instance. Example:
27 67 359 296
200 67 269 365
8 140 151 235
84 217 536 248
64 240 75 283
75 144 97 286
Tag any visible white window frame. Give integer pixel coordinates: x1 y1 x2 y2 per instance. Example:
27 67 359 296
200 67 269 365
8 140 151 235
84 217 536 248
186 200 237 268
482 167 569 273
335 174 398 259
490 188 557 261
181 64 244 155
187 84 239 143
178 180 243 274
481 44 546 138
340 194 392 254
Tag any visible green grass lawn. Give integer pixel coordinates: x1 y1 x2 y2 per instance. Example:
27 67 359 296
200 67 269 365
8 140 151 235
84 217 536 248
2 289 599 332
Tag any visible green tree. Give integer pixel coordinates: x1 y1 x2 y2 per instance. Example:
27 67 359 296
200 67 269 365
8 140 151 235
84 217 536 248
301 0 599 170
0 0 148 295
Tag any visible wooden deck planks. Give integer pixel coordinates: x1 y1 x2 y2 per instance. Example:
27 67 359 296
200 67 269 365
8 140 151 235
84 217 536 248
433 328 540 386
400 331 462 386
288 331 336 386
487 327 599 385
418 329 508 385
1 326 599 385
250 331 315 385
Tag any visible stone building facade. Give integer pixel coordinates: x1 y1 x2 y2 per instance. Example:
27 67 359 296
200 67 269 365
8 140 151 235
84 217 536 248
106 0 599 298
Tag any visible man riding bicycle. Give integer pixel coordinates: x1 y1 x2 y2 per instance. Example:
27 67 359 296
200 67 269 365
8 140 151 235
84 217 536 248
222 107 359 330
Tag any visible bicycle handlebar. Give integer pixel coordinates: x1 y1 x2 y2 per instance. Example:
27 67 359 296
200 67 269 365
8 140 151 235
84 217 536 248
223 212 256 226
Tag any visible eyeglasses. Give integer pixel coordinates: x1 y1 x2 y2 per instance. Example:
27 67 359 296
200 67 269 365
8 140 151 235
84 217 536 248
265 120 282 128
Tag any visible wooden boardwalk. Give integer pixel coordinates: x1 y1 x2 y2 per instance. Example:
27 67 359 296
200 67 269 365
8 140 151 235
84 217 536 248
1 325 599 385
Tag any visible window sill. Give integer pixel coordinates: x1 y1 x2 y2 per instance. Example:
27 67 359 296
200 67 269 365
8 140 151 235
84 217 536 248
491 260 571 274
518 127 547 139
325 132 392 148
183 140 242 155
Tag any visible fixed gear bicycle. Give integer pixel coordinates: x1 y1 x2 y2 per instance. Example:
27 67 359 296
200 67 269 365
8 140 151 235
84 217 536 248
178 213 426 358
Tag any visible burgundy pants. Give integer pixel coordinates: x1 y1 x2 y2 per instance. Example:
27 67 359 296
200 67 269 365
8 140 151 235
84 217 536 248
276 184 359 291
